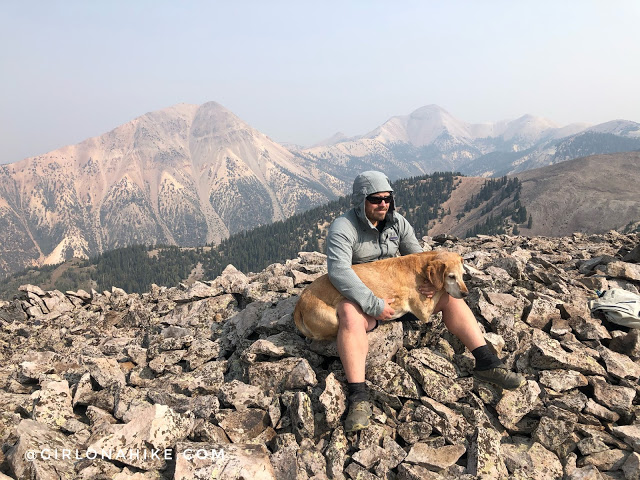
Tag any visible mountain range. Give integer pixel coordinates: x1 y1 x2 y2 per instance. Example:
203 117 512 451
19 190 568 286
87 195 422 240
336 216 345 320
1 101 639 277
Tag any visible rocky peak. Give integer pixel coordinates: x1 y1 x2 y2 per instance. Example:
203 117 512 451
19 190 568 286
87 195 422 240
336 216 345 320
0 232 638 478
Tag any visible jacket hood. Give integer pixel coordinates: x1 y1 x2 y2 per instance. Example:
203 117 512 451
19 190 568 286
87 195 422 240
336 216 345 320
352 171 395 228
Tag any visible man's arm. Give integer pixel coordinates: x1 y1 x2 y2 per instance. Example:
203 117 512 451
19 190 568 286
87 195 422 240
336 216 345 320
326 220 385 318
396 215 423 255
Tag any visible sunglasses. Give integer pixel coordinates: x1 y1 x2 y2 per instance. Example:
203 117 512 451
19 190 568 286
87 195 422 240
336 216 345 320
366 195 393 205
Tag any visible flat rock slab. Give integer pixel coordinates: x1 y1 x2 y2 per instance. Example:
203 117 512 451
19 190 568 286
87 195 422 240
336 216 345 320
404 443 466 470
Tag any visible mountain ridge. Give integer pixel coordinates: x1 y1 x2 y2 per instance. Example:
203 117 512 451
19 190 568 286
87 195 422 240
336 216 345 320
1 101 639 277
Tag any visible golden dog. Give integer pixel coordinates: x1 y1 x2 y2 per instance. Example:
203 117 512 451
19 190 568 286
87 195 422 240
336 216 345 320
294 250 468 340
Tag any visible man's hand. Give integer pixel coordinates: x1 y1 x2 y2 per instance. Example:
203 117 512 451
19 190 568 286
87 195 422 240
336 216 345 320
376 298 396 320
419 281 437 298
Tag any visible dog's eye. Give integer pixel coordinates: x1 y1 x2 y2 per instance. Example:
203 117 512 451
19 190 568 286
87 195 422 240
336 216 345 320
448 273 456 279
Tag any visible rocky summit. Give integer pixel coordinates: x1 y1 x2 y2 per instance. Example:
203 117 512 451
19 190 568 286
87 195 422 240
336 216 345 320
0 232 639 479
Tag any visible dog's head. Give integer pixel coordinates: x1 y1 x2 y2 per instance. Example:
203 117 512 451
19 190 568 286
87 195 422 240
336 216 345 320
424 251 468 299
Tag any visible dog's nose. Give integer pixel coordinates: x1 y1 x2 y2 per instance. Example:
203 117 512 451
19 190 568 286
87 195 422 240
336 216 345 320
461 291 468 298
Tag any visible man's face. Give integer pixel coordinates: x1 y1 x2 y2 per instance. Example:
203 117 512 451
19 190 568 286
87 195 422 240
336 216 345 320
364 192 393 225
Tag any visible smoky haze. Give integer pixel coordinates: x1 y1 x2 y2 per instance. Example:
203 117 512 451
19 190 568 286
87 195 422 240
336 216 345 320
1 0 639 164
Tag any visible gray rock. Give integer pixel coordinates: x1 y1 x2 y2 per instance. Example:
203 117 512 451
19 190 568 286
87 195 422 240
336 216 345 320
397 352 466 404
523 297 560 329
365 320 404 369
88 404 195 470
345 461 381 480
291 269 324 286
529 329 607 376
621 452 640 480
375 436 408 476
266 275 294 292
609 329 640 359
414 406 466 445
583 398 620 422
502 440 563 479
569 316 612 341
325 427 347 479
174 441 276 479
210 264 250 293
82 356 127 388
495 380 541 430
409 347 458 378
578 449 630 471
467 427 509 478
166 360 227 395
31 379 85 433
577 436 610 456
610 424 640 453
397 421 433 445
352 444 386 469
539 369 588 392
296 439 327 477
598 345 640 381
531 415 575 452
269 433 299 480
290 391 314 443
606 261 640 281
367 360 419 398
248 357 317 393
589 376 636 415
567 465 604 480
218 379 270 410
254 297 298 334
318 372 347 429
183 338 221 370
397 463 447 480
404 443 466 470
6 419 79 480
215 408 269 443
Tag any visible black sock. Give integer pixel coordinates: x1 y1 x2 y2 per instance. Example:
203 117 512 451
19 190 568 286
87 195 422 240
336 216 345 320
347 382 369 403
472 345 503 371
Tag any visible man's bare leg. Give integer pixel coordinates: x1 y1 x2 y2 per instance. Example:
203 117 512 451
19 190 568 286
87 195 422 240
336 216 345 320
336 300 377 383
336 300 378 432
434 293 525 389
434 294 486 351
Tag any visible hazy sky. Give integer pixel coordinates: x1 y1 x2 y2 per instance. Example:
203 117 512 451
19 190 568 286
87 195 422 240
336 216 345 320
1 1 639 163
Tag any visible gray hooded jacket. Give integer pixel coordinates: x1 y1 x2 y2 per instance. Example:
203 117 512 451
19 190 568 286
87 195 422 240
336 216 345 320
326 171 422 317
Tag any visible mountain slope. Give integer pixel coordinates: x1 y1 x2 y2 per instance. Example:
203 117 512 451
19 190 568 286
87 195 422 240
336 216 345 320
429 152 640 237
0 102 346 277
516 151 640 236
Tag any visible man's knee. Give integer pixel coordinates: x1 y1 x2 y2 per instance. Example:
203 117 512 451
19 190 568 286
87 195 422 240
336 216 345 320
337 300 374 331
434 292 450 313
435 293 469 315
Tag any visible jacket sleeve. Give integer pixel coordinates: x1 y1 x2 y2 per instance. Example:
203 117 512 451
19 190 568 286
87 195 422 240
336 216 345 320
326 219 384 318
396 215 423 255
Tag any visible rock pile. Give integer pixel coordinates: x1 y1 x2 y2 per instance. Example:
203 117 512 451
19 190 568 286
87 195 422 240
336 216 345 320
0 233 639 479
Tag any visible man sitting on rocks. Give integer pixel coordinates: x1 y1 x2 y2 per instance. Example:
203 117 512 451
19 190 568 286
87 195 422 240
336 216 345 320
327 170 526 432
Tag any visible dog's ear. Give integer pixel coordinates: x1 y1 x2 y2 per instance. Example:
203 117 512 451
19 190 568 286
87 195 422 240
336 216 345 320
425 261 446 291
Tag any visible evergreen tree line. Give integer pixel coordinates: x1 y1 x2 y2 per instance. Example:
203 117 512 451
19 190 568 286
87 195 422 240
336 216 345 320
392 172 458 238
464 176 521 213
463 178 533 238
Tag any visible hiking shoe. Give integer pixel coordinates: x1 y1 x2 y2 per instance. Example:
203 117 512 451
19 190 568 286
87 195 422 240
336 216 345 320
473 367 526 390
344 401 373 432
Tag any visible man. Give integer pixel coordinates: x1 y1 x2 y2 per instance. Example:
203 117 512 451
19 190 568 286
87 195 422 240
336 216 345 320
326 171 525 432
